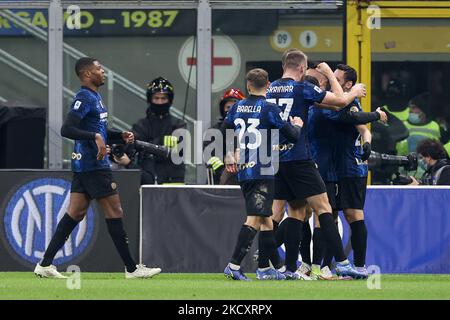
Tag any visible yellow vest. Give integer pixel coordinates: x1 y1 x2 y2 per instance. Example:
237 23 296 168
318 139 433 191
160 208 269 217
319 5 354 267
445 141 450 157
385 105 409 122
396 120 441 155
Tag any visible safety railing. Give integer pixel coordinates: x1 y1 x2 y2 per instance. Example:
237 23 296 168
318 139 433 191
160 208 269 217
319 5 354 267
0 9 196 128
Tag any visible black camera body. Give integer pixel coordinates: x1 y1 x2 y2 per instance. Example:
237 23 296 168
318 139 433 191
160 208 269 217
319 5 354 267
111 144 126 158
368 151 418 185
391 174 414 185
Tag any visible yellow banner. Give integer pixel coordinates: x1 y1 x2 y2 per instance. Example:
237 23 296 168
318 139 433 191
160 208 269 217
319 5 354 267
270 26 450 53
270 27 343 53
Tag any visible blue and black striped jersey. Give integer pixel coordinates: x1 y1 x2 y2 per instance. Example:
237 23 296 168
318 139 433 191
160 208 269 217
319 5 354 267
68 87 111 173
224 95 292 182
308 106 338 183
322 98 369 178
267 78 326 162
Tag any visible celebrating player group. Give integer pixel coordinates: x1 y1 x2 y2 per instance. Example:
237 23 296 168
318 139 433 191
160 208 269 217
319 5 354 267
223 48 387 281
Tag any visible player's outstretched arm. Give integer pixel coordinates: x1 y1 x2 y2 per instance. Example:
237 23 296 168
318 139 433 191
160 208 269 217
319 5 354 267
337 107 387 125
316 62 346 107
315 84 367 110
321 84 366 108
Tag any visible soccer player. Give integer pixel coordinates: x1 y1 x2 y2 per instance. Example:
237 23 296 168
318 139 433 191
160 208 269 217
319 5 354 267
222 68 303 281
317 64 386 279
307 66 387 279
34 57 161 279
267 49 367 279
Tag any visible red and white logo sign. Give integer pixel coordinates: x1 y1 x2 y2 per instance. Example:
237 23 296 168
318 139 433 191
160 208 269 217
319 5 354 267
178 35 241 93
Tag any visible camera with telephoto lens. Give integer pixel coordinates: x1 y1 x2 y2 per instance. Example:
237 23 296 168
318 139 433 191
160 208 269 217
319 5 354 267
111 144 126 158
111 140 170 160
134 140 170 159
368 151 418 185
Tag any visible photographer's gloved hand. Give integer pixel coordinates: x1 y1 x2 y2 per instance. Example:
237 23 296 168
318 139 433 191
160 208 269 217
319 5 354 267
361 142 371 161
207 156 224 173
164 135 178 149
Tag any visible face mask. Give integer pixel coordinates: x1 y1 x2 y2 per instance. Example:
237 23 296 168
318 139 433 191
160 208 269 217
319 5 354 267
418 158 428 171
408 112 421 124
150 102 171 115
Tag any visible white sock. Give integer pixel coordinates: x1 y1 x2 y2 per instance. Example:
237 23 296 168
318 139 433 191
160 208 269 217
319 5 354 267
278 266 286 273
229 263 240 270
258 267 271 272
337 259 349 265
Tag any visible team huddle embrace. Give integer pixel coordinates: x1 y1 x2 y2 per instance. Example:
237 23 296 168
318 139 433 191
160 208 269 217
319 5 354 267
223 48 387 281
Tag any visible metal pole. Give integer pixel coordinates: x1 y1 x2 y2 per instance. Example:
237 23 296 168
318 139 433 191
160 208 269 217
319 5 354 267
48 0 64 169
108 70 114 128
195 0 212 184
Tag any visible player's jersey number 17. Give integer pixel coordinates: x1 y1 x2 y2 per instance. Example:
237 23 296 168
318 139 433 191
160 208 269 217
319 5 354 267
267 98 294 121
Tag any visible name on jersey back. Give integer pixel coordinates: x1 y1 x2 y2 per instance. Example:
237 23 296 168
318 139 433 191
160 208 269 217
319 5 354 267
236 105 262 113
267 85 294 93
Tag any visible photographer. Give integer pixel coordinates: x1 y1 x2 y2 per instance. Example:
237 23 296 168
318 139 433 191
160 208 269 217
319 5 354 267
409 138 450 185
132 77 186 184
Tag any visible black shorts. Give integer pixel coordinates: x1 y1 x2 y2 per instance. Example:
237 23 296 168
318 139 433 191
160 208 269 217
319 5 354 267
71 170 118 200
337 177 367 210
325 182 338 211
274 160 327 201
240 179 274 217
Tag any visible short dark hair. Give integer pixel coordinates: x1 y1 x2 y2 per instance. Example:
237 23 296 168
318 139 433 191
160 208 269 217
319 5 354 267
75 57 97 77
282 49 307 70
409 92 430 115
336 64 357 86
307 60 319 69
304 75 320 87
246 68 268 90
416 138 449 160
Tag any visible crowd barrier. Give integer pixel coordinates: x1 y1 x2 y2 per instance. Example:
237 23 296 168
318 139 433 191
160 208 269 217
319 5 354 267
141 185 450 274
1 172 448 274
0 170 141 272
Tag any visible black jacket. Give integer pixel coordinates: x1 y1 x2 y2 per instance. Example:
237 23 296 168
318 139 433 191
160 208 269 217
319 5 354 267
421 158 450 185
132 107 186 184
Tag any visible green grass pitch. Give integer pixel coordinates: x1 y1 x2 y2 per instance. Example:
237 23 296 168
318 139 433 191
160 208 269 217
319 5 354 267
0 273 449 300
